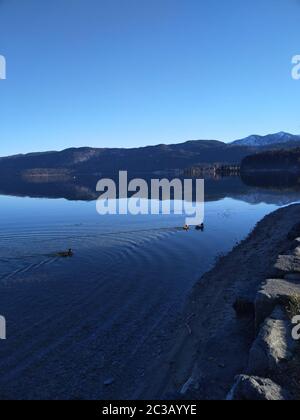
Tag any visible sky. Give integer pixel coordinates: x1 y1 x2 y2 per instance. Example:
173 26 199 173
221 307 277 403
0 0 300 156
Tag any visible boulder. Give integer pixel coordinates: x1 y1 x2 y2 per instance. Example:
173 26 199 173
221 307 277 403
255 278 300 329
293 247 300 257
227 375 290 401
274 254 300 275
248 307 296 376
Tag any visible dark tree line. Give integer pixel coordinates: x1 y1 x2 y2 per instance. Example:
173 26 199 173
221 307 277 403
241 148 300 172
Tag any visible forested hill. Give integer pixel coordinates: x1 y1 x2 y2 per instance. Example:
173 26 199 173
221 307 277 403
1 135 300 176
0 141 253 175
241 148 300 172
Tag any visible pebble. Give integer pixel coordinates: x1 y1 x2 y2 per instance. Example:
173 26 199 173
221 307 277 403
103 378 115 386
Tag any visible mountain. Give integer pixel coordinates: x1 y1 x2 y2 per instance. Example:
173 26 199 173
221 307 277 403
0 140 257 176
231 132 300 147
1 133 300 177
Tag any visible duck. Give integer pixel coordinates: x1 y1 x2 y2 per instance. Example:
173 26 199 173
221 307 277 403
183 224 190 231
195 223 204 231
57 249 73 258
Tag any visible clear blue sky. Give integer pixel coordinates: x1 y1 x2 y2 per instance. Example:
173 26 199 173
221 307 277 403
0 0 300 156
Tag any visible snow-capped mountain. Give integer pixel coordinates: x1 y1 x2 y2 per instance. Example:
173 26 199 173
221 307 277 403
231 132 300 147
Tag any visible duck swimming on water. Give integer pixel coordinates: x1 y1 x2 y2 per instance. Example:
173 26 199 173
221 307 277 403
57 249 73 258
183 224 190 231
195 223 204 231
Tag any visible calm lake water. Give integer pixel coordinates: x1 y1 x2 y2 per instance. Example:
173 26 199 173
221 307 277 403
0 176 299 399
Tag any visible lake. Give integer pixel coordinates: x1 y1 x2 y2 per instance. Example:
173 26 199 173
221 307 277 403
0 175 299 399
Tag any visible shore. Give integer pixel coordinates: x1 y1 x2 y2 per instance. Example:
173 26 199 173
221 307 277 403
1 201 299 400
144 203 300 400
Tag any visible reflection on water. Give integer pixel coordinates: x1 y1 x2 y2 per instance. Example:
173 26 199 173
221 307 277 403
1 172 300 205
0 174 299 399
241 170 300 190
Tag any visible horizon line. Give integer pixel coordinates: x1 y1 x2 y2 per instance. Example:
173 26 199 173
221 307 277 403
1 131 299 159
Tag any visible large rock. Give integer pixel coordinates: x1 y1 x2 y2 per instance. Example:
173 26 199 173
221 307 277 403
248 307 296 376
227 375 290 401
274 254 300 275
293 247 300 257
255 278 300 329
